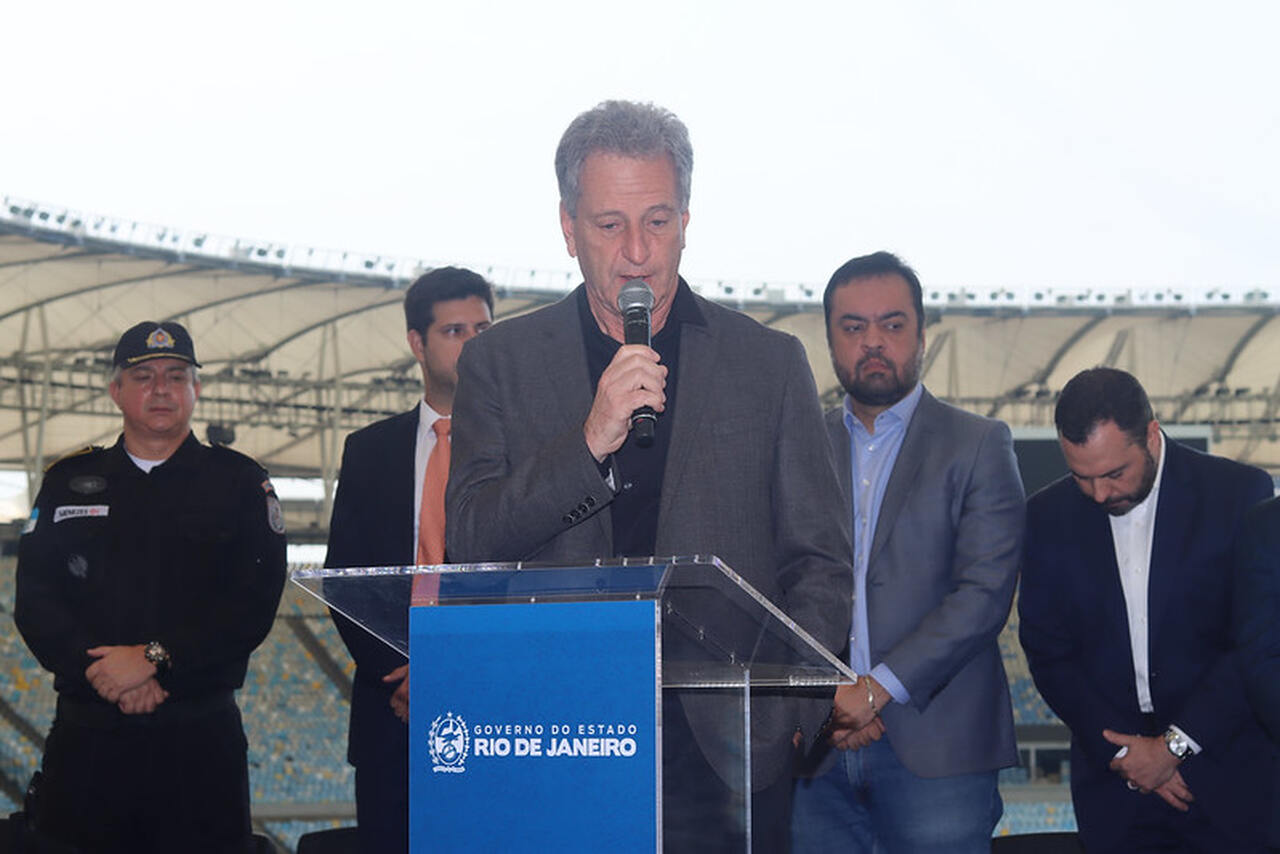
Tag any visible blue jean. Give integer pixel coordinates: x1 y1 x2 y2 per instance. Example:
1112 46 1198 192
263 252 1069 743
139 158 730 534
791 738 1001 854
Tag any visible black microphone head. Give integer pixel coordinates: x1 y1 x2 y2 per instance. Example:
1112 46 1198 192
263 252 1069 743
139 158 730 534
617 278 654 315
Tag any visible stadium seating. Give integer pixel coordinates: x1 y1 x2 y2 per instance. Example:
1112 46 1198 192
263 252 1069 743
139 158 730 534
994 801 1078 836
999 603 1060 726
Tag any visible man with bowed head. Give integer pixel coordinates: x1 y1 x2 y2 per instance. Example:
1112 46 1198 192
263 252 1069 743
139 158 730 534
1021 366 1276 852
446 99 852 851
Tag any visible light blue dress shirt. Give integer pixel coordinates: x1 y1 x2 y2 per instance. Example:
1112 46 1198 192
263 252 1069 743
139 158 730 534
843 383 923 705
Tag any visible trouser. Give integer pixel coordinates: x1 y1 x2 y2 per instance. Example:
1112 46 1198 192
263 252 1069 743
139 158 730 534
791 738 1001 854
28 694 252 854
662 694 795 853
353 759 409 854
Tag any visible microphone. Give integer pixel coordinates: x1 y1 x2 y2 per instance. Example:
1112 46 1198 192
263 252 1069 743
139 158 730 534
617 278 656 448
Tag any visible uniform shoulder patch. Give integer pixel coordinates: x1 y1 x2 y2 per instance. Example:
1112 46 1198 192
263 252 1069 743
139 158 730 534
266 494 286 535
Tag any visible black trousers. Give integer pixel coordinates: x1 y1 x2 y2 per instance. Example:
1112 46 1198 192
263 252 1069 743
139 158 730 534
353 760 408 854
29 697 252 854
662 695 794 854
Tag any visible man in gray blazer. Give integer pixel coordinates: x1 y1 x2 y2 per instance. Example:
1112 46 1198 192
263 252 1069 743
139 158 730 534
447 100 852 852
792 252 1024 853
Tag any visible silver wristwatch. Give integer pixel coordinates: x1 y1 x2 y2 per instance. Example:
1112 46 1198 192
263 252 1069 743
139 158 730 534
1163 727 1192 760
144 640 172 673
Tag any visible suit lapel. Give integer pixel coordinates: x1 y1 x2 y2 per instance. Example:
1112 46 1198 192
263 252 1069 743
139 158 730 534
1071 487 1137 684
394 406 421 561
1148 437 1193 648
826 409 853 509
537 292 612 548
867 391 934 570
656 315 716 542
537 295 597 437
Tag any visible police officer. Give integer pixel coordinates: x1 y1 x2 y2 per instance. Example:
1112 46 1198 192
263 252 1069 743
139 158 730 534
15 321 287 853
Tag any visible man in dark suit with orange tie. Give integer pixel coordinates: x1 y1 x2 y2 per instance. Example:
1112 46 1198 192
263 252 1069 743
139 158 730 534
325 266 493 853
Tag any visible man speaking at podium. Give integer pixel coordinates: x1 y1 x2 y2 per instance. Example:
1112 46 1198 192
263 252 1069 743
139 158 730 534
447 100 852 850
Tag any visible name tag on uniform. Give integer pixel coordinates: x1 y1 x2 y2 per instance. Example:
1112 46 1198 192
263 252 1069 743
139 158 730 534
53 505 110 523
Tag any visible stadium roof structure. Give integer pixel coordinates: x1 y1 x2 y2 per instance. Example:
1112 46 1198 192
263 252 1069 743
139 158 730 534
4 194 1280 511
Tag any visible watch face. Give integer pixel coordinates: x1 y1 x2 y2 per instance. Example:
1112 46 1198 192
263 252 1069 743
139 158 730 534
145 642 169 665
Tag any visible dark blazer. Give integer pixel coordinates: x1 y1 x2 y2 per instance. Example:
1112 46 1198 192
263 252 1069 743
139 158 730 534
807 390 1023 779
325 407 418 768
1233 495 1280 846
1021 436 1275 851
446 287 853 790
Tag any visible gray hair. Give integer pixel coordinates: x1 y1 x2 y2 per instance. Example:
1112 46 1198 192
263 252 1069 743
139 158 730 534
555 100 693 218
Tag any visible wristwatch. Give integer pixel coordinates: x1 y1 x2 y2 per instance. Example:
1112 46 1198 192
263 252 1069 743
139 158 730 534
1163 727 1192 760
144 641 172 674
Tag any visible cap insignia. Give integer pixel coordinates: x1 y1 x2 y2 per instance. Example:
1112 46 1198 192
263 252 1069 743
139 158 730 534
145 327 175 350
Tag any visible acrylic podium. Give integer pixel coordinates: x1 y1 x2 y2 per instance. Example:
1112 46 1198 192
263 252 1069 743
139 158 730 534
292 555 854 852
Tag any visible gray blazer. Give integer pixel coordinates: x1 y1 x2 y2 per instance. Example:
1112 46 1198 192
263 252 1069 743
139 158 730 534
812 390 1023 778
447 288 853 789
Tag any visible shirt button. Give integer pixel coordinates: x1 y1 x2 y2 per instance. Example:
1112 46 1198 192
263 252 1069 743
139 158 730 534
861 478 870 486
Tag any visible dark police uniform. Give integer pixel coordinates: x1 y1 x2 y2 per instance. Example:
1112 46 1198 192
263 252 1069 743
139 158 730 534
14 432 287 853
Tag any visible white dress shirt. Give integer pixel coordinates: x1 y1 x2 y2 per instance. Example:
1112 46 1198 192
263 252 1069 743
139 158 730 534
842 383 924 705
1109 432 1200 753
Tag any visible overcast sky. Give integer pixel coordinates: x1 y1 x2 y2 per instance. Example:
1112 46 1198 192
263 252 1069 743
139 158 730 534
3 1 1278 294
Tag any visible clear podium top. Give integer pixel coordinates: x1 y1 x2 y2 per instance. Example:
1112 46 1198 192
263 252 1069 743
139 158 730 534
292 555 855 689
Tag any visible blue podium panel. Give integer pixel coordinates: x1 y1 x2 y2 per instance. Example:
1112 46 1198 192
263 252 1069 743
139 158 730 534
410 599 659 852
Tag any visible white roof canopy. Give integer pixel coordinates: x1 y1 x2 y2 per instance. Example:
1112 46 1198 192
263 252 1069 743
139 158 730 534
3 195 1278 494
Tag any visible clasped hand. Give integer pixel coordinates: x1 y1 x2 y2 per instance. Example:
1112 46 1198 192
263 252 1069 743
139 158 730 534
85 645 167 714
827 678 891 752
1103 729 1194 812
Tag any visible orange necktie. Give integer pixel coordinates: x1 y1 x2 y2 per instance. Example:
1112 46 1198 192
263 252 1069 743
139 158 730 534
412 418 449 604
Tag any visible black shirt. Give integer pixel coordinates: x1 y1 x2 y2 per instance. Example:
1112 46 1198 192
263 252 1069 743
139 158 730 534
577 279 706 558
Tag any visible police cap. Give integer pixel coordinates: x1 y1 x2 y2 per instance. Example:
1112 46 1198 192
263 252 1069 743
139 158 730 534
112 321 202 368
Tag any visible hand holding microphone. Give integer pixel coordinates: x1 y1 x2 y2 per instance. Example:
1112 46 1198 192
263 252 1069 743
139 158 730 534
581 279 666 461
617 279 658 447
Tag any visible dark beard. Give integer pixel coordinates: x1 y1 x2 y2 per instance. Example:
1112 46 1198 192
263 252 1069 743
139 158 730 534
836 350 921 409
1104 444 1158 516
